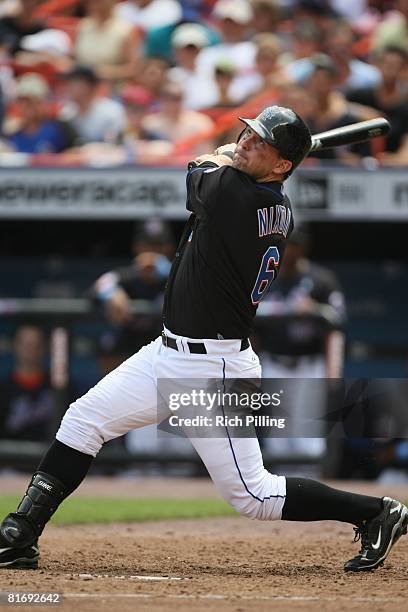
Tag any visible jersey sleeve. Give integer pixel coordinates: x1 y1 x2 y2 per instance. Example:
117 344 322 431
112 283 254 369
186 163 245 218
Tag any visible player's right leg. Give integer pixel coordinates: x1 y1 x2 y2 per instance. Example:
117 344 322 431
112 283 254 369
0 337 162 569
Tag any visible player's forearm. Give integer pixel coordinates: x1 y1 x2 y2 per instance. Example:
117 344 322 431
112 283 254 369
325 330 345 378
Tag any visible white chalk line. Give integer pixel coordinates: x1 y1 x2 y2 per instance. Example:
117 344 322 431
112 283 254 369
74 574 183 582
62 593 405 603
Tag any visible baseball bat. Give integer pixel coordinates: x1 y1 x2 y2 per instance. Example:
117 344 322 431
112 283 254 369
310 118 390 152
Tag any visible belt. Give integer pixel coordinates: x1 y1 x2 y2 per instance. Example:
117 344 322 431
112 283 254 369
162 333 249 354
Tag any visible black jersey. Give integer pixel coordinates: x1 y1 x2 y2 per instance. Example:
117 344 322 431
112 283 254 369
163 162 294 339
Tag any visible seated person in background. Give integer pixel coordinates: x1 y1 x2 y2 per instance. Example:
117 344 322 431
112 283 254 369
74 0 140 83
0 0 44 56
0 325 55 441
16 28 73 74
142 81 215 153
167 22 218 110
248 32 292 95
294 55 380 163
61 65 126 145
116 0 182 31
285 19 382 93
92 218 174 359
120 84 172 159
135 56 171 99
4 73 76 154
347 46 408 165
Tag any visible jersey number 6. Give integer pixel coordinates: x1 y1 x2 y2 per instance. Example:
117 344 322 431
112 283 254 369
251 246 280 305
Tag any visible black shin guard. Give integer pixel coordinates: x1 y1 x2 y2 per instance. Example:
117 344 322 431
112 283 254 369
0 472 65 548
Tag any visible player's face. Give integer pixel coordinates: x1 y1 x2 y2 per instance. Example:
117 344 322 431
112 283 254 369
233 127 291 181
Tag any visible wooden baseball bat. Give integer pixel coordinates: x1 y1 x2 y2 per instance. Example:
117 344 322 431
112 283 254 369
310 118 390 152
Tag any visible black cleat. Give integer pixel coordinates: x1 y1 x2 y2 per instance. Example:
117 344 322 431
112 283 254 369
344 497 408 572
0 540 39 569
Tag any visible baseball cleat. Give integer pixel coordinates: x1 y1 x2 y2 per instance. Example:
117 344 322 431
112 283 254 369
344 497 408 572
0 540 39 569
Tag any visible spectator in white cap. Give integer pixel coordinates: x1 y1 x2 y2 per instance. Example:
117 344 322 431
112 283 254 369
196 0 259 101
116 0 182 31
4 73 77 154
168 23 220 110
17 28 72 72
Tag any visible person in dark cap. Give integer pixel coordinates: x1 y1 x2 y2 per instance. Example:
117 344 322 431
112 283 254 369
61 65 126 144
255 222 346 458
256 221 346 380
91 218 174 357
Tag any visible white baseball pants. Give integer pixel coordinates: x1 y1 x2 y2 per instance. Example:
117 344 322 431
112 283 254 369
56 329 286 521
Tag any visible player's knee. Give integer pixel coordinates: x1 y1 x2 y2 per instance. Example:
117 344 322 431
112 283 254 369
217 474 285 521
56 401 104 457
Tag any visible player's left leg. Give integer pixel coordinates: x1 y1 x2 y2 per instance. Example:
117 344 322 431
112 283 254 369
0 337 163 569
282 478 408 571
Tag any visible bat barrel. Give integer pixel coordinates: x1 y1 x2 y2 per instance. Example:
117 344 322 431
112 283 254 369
310 118 390 152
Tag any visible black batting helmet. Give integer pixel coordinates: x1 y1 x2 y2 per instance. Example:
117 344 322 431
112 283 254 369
238 106 312 174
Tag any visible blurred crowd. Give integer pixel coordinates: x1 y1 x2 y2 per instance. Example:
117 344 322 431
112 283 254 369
0 0 406 166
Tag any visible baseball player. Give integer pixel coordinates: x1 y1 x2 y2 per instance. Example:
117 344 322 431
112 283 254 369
0 107 406 573
256 224 346 458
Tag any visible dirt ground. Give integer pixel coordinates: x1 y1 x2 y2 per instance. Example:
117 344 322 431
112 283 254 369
1 477 408 612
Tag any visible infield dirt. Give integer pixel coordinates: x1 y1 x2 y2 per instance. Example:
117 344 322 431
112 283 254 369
1 477 407 611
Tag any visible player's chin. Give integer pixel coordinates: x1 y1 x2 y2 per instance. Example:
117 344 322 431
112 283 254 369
232 156 247 171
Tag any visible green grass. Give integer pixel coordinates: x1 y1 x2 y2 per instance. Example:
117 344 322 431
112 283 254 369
0 496 236 525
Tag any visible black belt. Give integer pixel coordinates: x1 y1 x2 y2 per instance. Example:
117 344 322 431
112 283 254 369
162 333 249 354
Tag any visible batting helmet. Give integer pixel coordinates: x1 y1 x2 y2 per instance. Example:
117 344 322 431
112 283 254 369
238 106 312 174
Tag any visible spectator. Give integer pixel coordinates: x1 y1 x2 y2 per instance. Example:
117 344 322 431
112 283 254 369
17 28 73 73
167 22 218 110
142 81 214 152
121 84 156 139
285 19 382 91
144 17 220 62
196 0 258 100
5 73 76 154
293 0 339 34
278 20 322 66
0 0 44 56
287 55 378 162
325 19 382 90
120 84 172 159
116 0 182 31
249 32 290 94
373 0 408 52
250 0 282 34
61 65 126 144
329 0 367 23
74 0 140 83
346 46 408 157
136 56 171 98
212 59 238 107
0 325 55 441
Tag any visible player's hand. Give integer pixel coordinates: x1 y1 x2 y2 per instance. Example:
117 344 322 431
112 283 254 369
105 288 132 325
214 143 237 157
292 295 317 314
193 153 234 166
